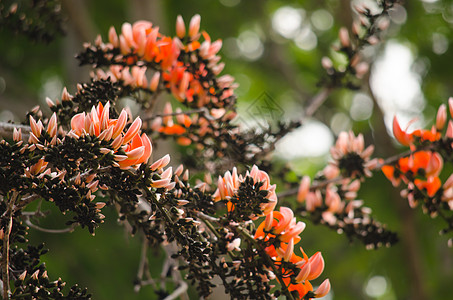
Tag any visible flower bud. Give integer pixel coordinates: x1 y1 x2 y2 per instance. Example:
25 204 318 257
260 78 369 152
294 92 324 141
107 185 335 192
315 279 331 298
436 104 447 130
189 14 201 38
176 15 186 38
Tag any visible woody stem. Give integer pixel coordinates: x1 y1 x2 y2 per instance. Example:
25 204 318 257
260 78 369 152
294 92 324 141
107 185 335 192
2 192 18 300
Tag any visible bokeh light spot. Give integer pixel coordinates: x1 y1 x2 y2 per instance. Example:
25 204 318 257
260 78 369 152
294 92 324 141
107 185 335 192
276 120 333 158
311 9 333 31
272 6 304 39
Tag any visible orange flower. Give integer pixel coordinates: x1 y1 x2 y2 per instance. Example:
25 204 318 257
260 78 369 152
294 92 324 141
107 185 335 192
69 102 152 170
329 131 376 178
94 17 237 108
213 165 277 215
414 177 441 197
283 277 313 299
254 207 305 250
116 133 152 169
27 159 49 177
382 165 400 187
383 150 444 205
392 116 412 146
152 103 193 138
254 207 328 299
392 116 441 146
411 127 441 143
384 151 443 182
212 167 240 202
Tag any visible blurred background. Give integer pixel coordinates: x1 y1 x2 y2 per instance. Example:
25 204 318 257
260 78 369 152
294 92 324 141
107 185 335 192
1 0 453 299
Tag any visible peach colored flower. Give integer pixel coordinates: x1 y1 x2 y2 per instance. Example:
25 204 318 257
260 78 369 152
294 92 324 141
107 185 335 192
213 165 277 215
315 279 331 298
254 207 305 246
329 131 376 178
27 159 49 177
69 102 152 170
93 17 237 109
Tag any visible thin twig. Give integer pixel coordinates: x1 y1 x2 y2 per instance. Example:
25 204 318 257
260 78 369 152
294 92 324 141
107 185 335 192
195 211 220 222
24 218 77 234
303 87 333 119
160 254 172 290
168 259 189 300
198 216 221 241
133 241 189 299
134 238 157 292
2 192 19 299
163 242 190 300
13 194 39 213
163 279 188 300
2 214 13 299
146 87 163 115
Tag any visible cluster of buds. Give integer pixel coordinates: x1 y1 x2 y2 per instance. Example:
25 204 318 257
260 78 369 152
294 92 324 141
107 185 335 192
68 102 152 169
149 154 176 190
297 174 363 225
321 0 397 87
24 99 179 193
213 165 278 216
254 207 330 299
321 26 370 80
84 15 237 109
383 100 453 215
94 65 158 91
27 112 59 147
295 131 396 247
328 131 377 179
210 166 331 298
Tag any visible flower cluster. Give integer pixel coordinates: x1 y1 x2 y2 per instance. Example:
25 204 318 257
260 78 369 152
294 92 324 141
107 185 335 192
213 165 278 216
81 15 237 110
28 101 152 170
329 131 377 179
254 207 330 299
294 131 398 248
383 101 453 218
69 102 152 169
321 0 399 88
4 6 433 298
76 15 248 167
209 166 330 299
149 101 237 147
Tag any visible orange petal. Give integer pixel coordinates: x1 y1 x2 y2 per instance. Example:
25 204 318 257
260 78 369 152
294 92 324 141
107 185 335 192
315 279 331 298
123 117 142 145
392 116 411 146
